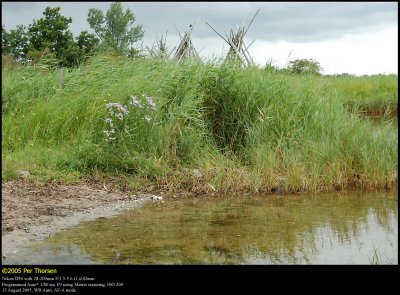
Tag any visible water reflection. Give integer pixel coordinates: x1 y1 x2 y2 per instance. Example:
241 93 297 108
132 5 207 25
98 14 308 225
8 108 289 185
365 115 398 129
6 190 398 264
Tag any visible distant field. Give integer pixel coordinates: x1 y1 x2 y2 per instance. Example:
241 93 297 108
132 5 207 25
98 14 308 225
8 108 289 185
324 74 398 116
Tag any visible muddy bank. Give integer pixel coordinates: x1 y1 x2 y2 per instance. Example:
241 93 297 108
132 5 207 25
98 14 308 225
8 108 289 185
1 181 162 262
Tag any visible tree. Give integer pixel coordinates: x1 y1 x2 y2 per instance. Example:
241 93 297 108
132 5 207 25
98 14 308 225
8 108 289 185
28 6 74 61
27 47 57 66
2 25 11 54
2 25 29 62
59 42 83 67
288 58 323 76
3 7 99 67
27 6 100 67
8 25 29 62
87 2 144 54
77 30 99 55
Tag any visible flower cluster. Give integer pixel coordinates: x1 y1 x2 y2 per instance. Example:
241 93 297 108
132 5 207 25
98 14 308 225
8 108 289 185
105 103 129 120
129 94 157 123
144 95 157 112
130 94 157 112
103 94 158 142
103 117 116 141
129 96 144 108
144 115 151 123
104 103 129 142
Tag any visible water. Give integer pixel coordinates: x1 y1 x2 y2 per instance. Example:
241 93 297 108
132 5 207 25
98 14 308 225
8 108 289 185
6 190 398 264
366 115 397 128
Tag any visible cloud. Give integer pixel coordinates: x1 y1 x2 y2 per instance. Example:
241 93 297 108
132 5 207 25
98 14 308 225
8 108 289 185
2 1 41 12
249 24 398 75
2 2 396 42
132 2 397 43
249 2 397 42
1 2 397 74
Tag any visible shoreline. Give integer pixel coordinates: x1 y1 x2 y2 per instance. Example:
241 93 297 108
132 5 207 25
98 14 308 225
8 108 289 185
1 180 161 263
1 179 397 263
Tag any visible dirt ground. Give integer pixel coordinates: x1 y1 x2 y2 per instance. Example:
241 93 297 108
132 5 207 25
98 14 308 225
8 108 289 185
1 180 162 262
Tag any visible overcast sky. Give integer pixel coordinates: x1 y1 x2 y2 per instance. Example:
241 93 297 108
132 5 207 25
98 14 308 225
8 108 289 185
2 1 398 75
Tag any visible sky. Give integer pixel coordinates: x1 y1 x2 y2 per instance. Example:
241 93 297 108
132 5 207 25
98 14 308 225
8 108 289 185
2 1 398 75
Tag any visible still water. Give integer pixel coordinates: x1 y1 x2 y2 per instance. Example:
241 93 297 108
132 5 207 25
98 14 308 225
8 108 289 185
7 190 398 264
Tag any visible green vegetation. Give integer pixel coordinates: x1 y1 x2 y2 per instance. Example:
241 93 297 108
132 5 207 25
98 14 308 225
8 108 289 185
325 74 398 116
288 58 323 76
369 247 381 265
2 7 100 67
2 3 144 68
368 245 397 265
1 24 29 62
2 53 398 193
87 2 144 56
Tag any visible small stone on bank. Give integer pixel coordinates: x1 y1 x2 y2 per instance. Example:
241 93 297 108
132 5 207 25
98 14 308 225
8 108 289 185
151 195 163 201
207 183 216 191
192 169 202 178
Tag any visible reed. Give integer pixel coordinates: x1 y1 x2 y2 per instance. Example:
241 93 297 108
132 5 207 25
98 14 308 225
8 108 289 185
2 53 397 193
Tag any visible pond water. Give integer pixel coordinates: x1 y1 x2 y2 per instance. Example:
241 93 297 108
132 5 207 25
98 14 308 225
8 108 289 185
366 115 397 128
6 190 398 264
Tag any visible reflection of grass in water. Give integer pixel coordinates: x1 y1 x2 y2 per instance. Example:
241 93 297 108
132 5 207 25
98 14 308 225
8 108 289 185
36 190 398 265
368 245 398 265
369 246 381 265
372 194 398 232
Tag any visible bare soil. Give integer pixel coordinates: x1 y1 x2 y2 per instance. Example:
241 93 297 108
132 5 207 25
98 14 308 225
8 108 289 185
1 180 160 262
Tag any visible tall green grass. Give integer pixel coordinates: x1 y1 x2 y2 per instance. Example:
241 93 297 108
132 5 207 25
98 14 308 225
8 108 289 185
323 74 398 116
2 54 398 193
325 74 397 101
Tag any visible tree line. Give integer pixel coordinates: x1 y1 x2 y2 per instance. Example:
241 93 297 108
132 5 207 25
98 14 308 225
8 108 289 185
2 2 144 67
3 2 329 76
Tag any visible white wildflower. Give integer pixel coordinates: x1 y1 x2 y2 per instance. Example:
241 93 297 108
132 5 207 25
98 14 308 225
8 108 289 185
104 129 115 137
105 118 114 128
144 115 151 123
130 95 144 108
118 104 129 115
104 128 116 142
145 96 157 112
106 103 129 115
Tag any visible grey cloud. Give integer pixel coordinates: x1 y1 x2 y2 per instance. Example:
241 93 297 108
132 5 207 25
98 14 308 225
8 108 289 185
2 1 40 12
247 2 397 42
1 2 397 43
134 2 397 43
